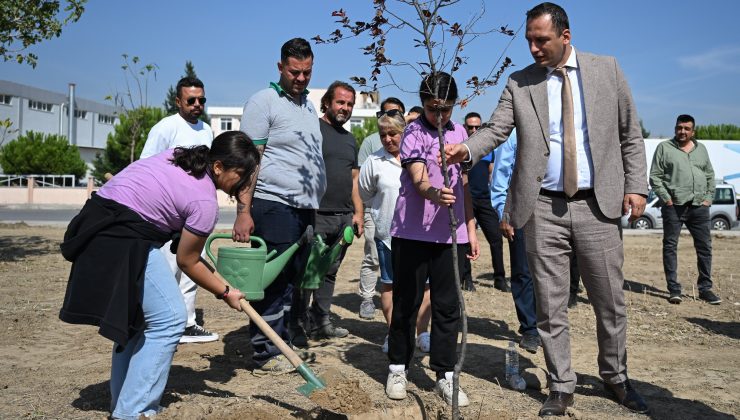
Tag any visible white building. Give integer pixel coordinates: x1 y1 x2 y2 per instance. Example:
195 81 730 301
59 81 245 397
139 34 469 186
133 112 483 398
0 80 120 166
208 105 243 138
209 88 380 138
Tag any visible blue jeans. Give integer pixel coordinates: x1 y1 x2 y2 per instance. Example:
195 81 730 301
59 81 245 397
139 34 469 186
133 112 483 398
110 247 187 420
375 239 393 284
661 204 713 293
509 228 538 336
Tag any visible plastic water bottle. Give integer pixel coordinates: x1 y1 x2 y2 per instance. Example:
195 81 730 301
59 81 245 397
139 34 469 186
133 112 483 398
505 340 526 390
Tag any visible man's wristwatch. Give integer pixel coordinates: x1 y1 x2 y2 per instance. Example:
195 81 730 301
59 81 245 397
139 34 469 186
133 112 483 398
215 286 230 300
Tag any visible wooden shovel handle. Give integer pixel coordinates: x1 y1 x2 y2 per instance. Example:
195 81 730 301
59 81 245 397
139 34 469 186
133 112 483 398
201 257 304 368
236 299 303 367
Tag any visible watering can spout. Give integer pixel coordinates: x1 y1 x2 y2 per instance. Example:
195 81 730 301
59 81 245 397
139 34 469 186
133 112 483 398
262 226 314 288
299 225 354 290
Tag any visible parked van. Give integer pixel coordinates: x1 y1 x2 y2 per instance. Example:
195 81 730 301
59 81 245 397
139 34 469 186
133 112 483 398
622 181 739 230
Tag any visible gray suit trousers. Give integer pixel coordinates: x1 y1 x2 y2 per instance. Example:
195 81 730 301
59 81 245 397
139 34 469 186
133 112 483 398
523 194 628 393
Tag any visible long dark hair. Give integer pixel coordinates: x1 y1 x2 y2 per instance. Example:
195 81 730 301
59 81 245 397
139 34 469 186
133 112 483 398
170 130 260 202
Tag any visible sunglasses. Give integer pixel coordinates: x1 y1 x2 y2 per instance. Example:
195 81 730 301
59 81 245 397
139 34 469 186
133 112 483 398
376 109 403 118
185 97 207 106
465 124 481 131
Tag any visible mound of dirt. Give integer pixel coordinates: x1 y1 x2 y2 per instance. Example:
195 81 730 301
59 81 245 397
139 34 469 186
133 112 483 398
308 368 373 415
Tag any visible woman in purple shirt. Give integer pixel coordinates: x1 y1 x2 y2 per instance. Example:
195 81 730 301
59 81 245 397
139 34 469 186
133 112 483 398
385 72 480 406
60 131 259 420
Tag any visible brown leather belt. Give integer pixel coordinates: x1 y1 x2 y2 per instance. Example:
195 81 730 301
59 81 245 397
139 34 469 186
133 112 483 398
539 188 594 201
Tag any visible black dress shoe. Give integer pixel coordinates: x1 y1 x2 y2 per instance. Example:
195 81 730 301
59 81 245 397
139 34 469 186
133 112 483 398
604 379 649 414
539 391 574 416
462 278 476 291
567 293 578 308
519 334 541 354
494 277 511 292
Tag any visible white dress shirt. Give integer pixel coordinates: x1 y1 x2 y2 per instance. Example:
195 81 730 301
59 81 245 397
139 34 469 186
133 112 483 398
542 47 594 191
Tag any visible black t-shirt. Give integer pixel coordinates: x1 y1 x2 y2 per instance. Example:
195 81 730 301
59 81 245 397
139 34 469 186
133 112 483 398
318 118 358 211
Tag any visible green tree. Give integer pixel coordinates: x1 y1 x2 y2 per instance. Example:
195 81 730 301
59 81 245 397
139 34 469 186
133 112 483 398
640 119 651 139
0 118 19 147
351 118 379 148
0 0 87 67
163 60 210 122
91 107 165 182
104 53 159 165
0 131 86 179
695 124 740 140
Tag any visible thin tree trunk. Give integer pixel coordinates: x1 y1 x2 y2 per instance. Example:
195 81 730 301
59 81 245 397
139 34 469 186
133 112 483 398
434 112 467 420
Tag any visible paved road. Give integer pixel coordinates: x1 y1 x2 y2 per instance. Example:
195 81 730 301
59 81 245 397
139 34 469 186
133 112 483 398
0 206 238 229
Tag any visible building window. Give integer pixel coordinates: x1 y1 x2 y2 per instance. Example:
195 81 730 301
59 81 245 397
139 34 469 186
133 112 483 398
28 100 53 112
98 114 116 124
221 118 232 131
0 94 12 105
74 110 87 119
350 118 363 129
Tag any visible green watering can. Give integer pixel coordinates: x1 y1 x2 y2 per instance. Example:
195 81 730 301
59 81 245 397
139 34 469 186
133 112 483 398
205 226 313 300
300 225 354 290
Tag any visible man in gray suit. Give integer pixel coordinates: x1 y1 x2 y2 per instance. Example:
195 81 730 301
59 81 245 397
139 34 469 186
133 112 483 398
445 3 648 416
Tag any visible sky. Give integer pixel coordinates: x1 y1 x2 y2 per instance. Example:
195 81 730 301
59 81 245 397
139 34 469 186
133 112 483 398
2 0 739 138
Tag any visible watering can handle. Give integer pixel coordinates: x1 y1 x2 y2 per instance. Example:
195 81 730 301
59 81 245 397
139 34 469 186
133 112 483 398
204 233 268 264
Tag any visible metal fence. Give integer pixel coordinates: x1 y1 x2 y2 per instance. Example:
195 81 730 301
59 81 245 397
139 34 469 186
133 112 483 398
0 174 77 187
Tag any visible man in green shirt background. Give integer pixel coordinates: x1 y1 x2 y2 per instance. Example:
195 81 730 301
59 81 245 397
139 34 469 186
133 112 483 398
649 114 721 305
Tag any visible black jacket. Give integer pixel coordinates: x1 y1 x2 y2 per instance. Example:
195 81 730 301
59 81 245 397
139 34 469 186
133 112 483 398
59 193 170 347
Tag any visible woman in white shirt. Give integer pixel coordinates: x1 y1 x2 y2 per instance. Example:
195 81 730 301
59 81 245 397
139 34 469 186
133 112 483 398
359 111 431 354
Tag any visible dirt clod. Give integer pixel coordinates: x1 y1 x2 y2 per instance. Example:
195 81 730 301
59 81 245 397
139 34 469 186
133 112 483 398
309 368 372 415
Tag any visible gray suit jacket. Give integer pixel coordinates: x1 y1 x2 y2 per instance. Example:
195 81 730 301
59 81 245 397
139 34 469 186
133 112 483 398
467 51 648 228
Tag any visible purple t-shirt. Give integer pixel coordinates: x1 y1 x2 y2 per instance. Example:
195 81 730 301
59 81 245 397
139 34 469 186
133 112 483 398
390 117 469 244
98 149 219 236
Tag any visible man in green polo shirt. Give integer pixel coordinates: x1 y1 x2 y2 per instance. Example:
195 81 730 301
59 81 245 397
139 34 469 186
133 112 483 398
237 38 327 373
649 114 721 305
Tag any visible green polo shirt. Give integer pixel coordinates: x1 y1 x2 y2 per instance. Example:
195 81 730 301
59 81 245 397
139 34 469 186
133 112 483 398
239 82 326 209
649 138 715 206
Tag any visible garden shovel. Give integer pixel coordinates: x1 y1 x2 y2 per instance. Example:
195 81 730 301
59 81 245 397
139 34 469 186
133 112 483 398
198 255 326 396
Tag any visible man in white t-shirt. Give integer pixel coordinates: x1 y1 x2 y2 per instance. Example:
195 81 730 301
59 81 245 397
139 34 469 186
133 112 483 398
140 76 217 344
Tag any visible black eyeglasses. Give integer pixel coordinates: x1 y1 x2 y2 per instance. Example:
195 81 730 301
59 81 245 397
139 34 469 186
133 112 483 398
186 97 207 106
465 124 481 131
376 109 402 118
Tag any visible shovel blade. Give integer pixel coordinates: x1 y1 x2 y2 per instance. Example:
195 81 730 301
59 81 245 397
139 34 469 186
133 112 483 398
295 362 326 396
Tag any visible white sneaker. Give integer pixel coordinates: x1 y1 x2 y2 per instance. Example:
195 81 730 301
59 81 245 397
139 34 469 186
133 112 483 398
436 377 470 407
381 334 389 354
416 332 430 353
385 371 407 400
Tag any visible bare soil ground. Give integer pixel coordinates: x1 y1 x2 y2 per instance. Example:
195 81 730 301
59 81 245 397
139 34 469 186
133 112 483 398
0 224 738 419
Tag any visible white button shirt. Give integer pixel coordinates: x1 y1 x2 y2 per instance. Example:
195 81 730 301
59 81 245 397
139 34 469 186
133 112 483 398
358 148 402 250
543 47 594 191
